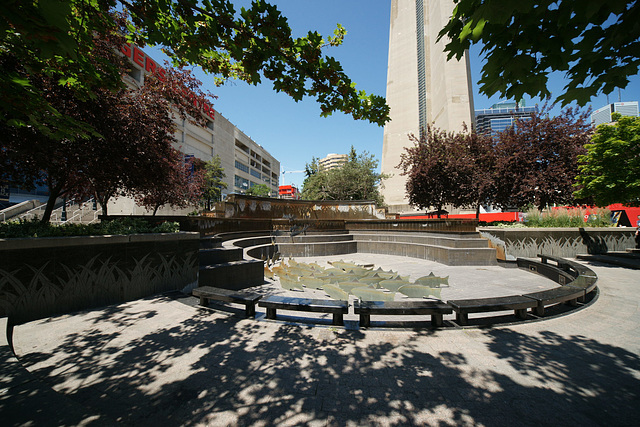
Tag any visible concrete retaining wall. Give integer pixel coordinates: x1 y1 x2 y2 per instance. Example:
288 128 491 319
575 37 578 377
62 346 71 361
0 232 199 324
479 227 636 261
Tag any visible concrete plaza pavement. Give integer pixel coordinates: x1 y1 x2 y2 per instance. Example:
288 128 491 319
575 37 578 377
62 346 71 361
3 256 640 426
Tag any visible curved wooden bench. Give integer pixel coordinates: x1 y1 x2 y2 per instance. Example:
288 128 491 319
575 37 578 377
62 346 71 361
537 254 598 300
354 300 452 327
258 295 348 326
192 286 262 318
523 286 584 316
448 296 538 325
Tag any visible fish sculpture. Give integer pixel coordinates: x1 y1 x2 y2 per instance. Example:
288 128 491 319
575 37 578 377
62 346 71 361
377 279 410 292
352 287 395 302
414 272 449 288
398 285 441 299
338 281 373 295
280 277 304 291
357 275 384 286
301 277 326 290
322 284 349 301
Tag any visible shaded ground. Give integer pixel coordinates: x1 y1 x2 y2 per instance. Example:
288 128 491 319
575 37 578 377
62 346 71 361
6 260 640 426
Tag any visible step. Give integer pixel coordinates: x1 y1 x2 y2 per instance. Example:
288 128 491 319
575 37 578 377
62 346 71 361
200 236 222 249
199 259 264 290
199 247 244 266
355 240 497 266
576 254 640 270
349 231 489 249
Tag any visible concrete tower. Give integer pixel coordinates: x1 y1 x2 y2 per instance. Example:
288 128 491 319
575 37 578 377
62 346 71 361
381 0 475 213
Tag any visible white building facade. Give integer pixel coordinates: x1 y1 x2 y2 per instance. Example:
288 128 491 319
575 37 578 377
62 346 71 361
109 45 280 215
591 101 639 127
381 0 475 213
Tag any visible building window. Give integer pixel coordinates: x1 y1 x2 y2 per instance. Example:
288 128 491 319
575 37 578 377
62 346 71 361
234 175 249 191
250 169 261 179
235 139 250 154
128 67 142 83
235 160 249 173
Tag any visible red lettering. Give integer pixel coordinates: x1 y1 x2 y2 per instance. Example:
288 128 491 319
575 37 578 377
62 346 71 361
121 43 132 58
133 46 145 68
145 57 157 74
156 67 166 81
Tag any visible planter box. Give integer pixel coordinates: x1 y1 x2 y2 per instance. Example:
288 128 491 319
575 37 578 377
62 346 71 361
479 227 635 261
0 232 199 324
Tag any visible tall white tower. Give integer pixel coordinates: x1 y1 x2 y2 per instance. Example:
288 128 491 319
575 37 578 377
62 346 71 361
381 0 475 213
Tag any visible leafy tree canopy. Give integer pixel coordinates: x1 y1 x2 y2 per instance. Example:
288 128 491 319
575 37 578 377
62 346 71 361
398 124 494 218
439 0 640 106
1 0 390 139
302 147 388 206
491 105 592 211
0 27 211 222
246 183 271 197
574 113 640 206
201 155 228 209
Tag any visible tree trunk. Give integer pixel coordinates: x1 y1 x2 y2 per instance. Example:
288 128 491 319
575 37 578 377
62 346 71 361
153 204 160 216
476 204 481 220
96 192 110 217
41 185 63 223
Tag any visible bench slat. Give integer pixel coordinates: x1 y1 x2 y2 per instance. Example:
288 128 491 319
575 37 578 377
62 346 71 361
523 286 584 316
192 286 262 318
193 286 262 303
354 300 451 315
448 296 537 325
354 300 452 327
258 295 348 325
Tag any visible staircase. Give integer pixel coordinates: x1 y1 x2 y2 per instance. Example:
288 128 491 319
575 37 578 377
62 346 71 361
12 199 102 224
198 236 264 291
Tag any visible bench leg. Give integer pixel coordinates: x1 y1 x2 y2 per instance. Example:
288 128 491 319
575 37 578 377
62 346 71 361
431 314 444 328
245 303 256 318
515 309 527 319
359 314 370 328
199 297 209 307
266 307 277 320
566 298 578 307
332 313 344 326
577 295 586 303
533 304 545 316
456 312 468 326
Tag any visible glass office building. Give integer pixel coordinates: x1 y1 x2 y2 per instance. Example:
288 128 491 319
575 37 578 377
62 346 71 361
591 101 639 127
475 101 538 135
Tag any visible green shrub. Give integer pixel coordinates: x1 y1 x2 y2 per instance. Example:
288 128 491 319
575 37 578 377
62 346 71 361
480 207 613 228
0 217 180 238
524 207 612 228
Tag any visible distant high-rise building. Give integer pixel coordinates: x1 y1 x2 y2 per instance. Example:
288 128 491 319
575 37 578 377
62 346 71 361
475 101 538 135
319 153 348 171
591 101 639 127
381 0 475 213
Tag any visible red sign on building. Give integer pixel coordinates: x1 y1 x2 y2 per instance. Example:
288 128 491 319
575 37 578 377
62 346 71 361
120 43 215 121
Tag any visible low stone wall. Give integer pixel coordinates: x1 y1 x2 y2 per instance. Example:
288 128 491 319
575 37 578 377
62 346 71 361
210 195 387 220
479 227 636 261
0 232 199 324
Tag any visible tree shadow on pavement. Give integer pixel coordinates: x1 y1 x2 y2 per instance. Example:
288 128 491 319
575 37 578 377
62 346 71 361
11 295 640 426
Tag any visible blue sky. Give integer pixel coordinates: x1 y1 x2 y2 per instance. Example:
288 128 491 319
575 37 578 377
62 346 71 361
185 1 640 189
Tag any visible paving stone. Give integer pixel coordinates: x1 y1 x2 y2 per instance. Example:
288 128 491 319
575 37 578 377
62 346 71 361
3 258 640 426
